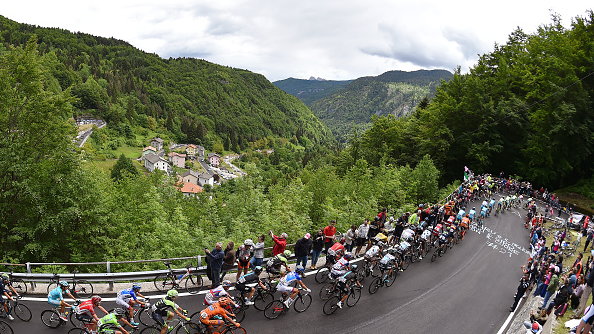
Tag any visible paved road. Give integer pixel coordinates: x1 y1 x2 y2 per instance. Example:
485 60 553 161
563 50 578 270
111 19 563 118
8 200 530 334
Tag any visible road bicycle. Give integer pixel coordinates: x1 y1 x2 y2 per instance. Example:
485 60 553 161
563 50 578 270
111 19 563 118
234 278 275 311
430 242 447 262
322 283 362 315
0 295 32 322
140 314 199 334
47 271 93 298
154 261 204 294
368 265 397 294
191 318 247 334
6 272 27 295
41 302 79 329
0 320 13 334
67 323 139 334
264 288 311 319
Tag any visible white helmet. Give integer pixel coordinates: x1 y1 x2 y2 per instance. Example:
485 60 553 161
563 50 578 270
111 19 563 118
244 239 254 246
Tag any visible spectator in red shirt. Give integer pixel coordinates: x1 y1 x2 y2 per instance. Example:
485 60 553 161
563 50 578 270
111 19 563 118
270 230 288 256
324 220 337 253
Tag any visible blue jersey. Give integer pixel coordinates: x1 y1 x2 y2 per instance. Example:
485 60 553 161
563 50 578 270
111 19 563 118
489 200 495 207
48 287 68 300
117 288 138 301
280 272 302 286
469 210 476 219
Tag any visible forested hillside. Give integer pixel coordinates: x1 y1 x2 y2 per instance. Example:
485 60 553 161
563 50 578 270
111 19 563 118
310 69 453 141
347 13 594 188
273 77 352 106
0 16 333 150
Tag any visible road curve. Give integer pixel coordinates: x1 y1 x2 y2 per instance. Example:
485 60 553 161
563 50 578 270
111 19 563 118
9 200 529 334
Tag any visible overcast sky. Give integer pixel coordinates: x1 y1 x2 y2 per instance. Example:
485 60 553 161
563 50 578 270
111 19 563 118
1 1 592 81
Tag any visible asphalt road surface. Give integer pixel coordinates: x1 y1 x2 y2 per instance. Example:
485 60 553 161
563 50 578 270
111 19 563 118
9 200 530 334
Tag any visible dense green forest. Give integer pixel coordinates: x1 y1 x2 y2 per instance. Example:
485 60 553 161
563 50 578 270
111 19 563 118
273 77 352 106
308 70 452 141
347 13 594 188
0 15 333 151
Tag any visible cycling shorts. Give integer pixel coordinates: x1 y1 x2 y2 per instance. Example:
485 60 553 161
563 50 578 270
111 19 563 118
48 298 61 307
115 297 131 309
235 283 251 293
276 284 294 294
266 267 280 276
237 260 250 270
75 313 94 323
151 310 167 327
582 305 594 325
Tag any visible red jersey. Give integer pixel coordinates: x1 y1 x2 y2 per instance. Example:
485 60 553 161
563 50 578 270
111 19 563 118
328 242 345 256
77 300 95 316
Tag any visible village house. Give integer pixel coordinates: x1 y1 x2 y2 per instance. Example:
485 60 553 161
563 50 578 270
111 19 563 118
167 152 186 168
186 144 197 156
199 171 215 187
181 170 200 185
151 137 164 151
178 182 203 197
144 153 171 174
142 146 157 156
207 153 221 167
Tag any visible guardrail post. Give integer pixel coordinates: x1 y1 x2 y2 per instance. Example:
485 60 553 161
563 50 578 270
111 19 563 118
197 256 202 267
107 261 113 291
26 262 35 291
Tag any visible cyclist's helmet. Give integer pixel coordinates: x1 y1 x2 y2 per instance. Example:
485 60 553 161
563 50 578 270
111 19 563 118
375 233 388 241
132 284 141 291
295 265 305 274
377 241 386 248
283 250 292 257
254 266 263 274
343 252 353 260
167 289 179 298
59 281 69 288
222 280 232 288
244 239 254 246
113 308 126 317
0 274 9 281
350 264 358 272
91 295 102 304
388 248 397 255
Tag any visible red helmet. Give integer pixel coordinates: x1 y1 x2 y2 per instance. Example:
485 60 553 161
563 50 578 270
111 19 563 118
91 295 102 304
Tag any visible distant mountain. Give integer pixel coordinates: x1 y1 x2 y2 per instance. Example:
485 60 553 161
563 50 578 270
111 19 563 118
273 77 352 106
310 69 453 141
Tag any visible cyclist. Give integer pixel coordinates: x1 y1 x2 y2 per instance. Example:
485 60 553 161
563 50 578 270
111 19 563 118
379 248 397 277
488 198 496 215
363 240 384 276
97 308 135 334
480 205 488 222
204 280 233 306
47 280 77 321
331 252 353 278
116 284 147 326
235 266 267 305
75 295 108 331
335 264 362 309
265 250 291 277
0 274 19 320
151 290 190 334
468 207 477 222
199 297 241 334
456 207 466 222
327 240 346 262
276 265 310 308
460 215 471 239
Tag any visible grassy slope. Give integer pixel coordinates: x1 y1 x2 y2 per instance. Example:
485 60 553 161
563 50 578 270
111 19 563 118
555 177 594 215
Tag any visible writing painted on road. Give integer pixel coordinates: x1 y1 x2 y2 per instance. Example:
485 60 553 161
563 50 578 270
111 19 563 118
470 223 530 258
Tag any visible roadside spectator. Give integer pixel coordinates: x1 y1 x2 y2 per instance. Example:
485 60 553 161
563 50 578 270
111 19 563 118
510 274 530 312
574 256 594 317
541 272 559 309
249 235 265 268
323 220 337 253
294 233 312 268
311 229 324 269
270 230 287 256
545 276 571 316
573 253 584 278
236 239 253 281
354 219 369 256
584 230 594 252
205 242 224 288
220 241 236 281
571 276 586 309
344 225 356 252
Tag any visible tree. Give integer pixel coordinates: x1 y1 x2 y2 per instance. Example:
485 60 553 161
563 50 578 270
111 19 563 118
111 154 139 181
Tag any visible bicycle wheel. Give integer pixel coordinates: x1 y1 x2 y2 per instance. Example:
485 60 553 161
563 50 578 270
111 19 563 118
400 256 410 271
385 270 397 287
41 309 63 328
0 320 13 334
69 311 85 328
175 322 201 334
233 305 246 322
319 283 336 301
264 300 284 319
430 250 438 262
153 274 175 292
293 293 312 313
10 279 27 295
346 288 361 307
222 326 247 334
138 308 153 327
46 282 59 294
13 303 32 321
315 267 330 284
368 277 381 295
140 327 161 334
323 296 340 315
67 329 87 334
253 291 274 311
185 274 204 294
73 280 93 299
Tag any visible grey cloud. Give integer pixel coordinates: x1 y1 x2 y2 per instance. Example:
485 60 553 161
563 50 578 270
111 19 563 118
442 27 484 58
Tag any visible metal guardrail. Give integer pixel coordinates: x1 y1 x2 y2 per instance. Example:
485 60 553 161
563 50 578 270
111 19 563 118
2 178 472 292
